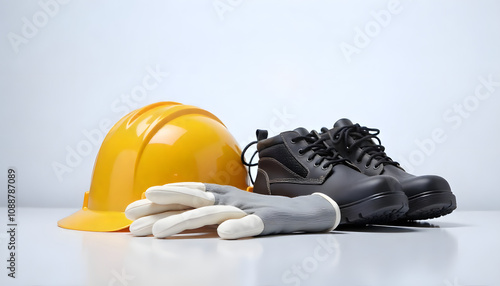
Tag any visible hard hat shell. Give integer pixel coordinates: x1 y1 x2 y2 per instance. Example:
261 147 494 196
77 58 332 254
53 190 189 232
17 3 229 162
58 102 248 232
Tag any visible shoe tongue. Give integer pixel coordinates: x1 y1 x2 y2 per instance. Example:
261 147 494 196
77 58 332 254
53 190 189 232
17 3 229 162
333 118 354 128
293 127 310 136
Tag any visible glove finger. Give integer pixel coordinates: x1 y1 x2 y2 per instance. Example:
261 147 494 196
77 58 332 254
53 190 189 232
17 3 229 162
130 211 185 236
125 199 191 220
153 205 246 238
217 214 265 240
145 182 215 208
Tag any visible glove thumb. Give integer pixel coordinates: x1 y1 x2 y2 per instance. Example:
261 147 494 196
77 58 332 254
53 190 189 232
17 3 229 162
217 214 265 240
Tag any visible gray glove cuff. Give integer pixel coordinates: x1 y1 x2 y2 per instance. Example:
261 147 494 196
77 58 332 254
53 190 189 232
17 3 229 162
258 193 339 235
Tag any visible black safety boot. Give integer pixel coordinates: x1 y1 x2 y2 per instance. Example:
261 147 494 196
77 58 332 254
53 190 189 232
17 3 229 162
242 128 408 225
322 119 457 220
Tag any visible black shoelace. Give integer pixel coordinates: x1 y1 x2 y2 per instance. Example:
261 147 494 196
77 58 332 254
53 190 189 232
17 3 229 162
294 132 349 169
241 139 260 185
241 131 350 184
323 124 400 168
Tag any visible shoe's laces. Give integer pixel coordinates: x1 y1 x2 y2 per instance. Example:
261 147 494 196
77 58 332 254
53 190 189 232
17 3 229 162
241 140 259 185
294 132 349 169
324 124 400 168
241 131 350 185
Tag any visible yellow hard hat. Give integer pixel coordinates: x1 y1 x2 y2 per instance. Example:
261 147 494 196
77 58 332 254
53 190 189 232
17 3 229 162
58 102 248 232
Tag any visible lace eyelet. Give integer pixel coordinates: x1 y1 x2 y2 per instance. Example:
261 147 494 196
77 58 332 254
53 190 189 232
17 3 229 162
290 139 297 144
313 163 320 167
298 149 304 156
321 165 328 170
306 157 313 162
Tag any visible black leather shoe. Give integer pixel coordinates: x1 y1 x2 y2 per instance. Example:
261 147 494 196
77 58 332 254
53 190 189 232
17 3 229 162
242 128 408 225
322 119 457 220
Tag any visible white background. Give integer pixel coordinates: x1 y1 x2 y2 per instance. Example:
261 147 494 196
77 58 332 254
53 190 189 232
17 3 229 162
1 0 499 210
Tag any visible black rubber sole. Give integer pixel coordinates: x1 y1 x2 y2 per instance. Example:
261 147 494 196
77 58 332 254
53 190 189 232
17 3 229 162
340 192 409 225
403 190 457 221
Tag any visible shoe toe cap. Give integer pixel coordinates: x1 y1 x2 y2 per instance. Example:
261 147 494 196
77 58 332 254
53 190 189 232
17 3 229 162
401 175 451 198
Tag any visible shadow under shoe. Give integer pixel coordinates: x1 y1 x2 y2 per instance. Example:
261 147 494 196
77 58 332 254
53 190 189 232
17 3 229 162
322 118 457 220
244 128 408 225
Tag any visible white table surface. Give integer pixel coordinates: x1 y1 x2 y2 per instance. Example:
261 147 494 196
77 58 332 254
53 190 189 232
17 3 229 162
0 208 498 286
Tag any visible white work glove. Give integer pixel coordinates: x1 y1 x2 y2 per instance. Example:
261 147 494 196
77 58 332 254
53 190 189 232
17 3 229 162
125 182 341 240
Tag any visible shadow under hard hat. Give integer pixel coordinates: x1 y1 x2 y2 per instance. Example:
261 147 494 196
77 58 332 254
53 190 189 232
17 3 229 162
58 101 249 232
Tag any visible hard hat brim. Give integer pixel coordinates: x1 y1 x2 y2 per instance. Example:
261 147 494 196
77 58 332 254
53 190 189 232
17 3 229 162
57 207 132 232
